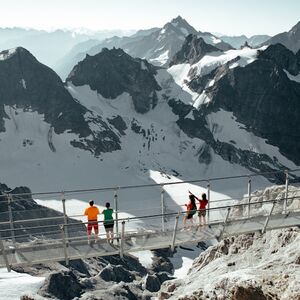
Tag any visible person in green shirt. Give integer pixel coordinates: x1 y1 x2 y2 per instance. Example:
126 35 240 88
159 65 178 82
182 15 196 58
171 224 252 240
103 202 114 243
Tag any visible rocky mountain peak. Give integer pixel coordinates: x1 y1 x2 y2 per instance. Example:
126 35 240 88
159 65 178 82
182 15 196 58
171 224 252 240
0 46 91 136
163 16 198 36
263 20 300 53
169 34 221 66
0 47 27 61
290 20 300 34
67 48 161 113
259 43 299 75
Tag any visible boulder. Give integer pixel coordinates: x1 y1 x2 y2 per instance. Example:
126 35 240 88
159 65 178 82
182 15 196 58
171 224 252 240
39 270 82 300
99 264 135 283
144 274 161 292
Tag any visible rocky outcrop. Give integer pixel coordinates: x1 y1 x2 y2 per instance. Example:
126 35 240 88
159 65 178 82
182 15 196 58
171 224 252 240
258 43 299 75
159 227 300 300
144 274 161 292
39 270 82 300
0 183 84 240
169 34 220 66
32 251 175 300
67 47 161 113
99 264 135 283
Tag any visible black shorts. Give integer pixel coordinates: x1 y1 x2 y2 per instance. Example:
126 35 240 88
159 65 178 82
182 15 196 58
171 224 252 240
186 213 194 219
104 224 114 229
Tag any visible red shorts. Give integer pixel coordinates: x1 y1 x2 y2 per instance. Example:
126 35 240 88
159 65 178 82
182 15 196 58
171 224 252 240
87 221 99 235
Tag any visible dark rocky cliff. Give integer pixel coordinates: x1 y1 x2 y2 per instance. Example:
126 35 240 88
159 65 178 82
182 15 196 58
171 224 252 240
67 47 161 114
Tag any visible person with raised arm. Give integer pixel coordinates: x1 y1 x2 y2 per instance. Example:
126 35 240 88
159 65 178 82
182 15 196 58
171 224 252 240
189 191 208 226
183 194 197 229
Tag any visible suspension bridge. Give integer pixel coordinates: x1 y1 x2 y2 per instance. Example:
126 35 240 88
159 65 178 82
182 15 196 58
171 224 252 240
0 169 299 272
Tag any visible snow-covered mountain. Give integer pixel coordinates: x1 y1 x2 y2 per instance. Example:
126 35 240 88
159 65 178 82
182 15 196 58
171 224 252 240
220 34 271 49
166 36 300 172
263 21 300 53
57 16 233 80
0 40 299 204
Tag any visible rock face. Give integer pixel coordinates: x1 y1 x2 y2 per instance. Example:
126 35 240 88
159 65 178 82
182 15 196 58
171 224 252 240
263 21 300 53
67 47 161 113
205 53 300 165
168 40 300 174
258 43 299 75
159 227 300 300
169 34 220 66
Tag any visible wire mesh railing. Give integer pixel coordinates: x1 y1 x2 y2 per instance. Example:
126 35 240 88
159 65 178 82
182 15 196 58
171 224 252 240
1 169 300 271
0 194 299 271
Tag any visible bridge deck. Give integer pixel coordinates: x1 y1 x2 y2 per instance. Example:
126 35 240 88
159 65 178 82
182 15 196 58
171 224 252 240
0 211 299 268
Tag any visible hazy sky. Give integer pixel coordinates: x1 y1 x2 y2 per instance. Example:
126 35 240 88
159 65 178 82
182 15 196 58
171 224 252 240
0 0 299 36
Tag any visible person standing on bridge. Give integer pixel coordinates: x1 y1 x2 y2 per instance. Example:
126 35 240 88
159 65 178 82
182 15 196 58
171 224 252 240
189 191 208 226
183 194 197 229
103 202 114 243
84 200 100 244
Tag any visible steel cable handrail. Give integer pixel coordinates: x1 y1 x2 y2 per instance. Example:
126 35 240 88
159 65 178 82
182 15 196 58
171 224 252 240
1 187 299 225
0 195 299 238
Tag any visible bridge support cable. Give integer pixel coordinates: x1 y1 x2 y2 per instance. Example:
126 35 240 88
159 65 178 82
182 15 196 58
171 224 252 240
171 213 180 252
207 181 211 223
218 207 231 241
0 237 11 272
262 200 276 234
61 192 69 244
120 221 125 259
247 177 252 217
114 188 120 244
7 193 16 244
284 171 289 214
61 225 69 265
161 185 165 232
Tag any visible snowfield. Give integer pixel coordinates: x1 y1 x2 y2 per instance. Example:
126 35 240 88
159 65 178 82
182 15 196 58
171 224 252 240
0 268 45 300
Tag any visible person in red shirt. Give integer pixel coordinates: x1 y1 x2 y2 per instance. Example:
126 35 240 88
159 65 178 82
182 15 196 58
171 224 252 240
189 191 208 226
84 200 100 244
183 194 197 229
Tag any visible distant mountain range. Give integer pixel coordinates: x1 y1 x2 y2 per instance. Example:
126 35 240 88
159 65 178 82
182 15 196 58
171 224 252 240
219 34 271 48
0 27 133 69
56 16 233 80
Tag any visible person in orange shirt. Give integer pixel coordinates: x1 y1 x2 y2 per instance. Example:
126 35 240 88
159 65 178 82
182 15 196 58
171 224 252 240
84 200 100 244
